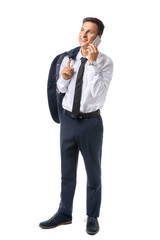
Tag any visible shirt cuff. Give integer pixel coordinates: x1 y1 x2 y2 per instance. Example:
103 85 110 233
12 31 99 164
57 76 70 93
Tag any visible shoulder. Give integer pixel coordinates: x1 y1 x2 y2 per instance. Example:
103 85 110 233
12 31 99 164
52 46 81 65
97 52 113 70
98 52 113 65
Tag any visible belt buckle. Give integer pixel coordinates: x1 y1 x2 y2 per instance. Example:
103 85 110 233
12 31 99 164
71 114 75 118
78 115 83 119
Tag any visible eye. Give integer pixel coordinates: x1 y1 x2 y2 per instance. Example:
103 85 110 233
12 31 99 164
88 30 93 34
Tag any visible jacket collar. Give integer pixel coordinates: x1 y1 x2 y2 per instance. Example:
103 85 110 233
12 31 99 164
67 46 81 59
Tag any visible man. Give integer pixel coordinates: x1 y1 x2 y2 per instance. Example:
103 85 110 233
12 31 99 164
39 17 113 235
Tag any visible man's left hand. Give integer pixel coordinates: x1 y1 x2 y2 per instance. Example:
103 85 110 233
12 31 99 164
87 43 99 64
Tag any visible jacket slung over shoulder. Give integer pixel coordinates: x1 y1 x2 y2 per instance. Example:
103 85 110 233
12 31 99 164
47 46 80 123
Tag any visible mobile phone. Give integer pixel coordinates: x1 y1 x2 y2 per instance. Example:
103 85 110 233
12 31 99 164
92 35 101 46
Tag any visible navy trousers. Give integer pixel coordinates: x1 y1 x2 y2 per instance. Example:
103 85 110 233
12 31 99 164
58 110 103 217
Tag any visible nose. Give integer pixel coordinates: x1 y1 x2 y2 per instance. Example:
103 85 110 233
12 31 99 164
82 31 87 38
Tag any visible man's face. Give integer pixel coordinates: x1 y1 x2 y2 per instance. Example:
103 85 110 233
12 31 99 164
79 21 98 48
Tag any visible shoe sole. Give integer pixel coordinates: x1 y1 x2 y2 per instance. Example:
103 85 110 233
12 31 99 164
86 229 99 235
40 221 72 229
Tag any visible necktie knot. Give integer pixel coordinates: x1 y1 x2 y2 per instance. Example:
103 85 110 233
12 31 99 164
81 57 87 64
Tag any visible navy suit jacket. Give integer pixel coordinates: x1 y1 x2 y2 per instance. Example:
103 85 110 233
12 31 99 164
47 46 80 123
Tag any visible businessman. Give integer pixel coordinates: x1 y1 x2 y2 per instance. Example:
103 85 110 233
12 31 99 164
39 17 113 235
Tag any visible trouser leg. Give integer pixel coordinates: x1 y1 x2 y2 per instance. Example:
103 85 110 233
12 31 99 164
58 113 79 216
77 116 103 217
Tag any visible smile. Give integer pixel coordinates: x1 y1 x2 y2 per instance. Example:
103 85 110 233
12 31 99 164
81 38 88 42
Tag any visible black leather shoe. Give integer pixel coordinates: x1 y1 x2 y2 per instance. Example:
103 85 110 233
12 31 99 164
39 212 72 229
86 217 99 235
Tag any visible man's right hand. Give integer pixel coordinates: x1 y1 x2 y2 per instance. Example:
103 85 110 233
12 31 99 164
61 58 74 80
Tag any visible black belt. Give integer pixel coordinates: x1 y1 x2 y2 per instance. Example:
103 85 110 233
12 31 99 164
64 109 100 119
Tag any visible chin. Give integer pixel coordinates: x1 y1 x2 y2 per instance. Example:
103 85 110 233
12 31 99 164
79 40 88 47
80 43 89 48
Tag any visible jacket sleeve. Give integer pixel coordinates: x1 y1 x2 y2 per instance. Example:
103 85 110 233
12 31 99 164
47 54 61 123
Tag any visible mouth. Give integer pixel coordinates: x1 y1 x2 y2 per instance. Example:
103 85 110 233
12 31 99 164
80 38 88 43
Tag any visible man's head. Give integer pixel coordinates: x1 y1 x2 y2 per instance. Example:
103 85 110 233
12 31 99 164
79 17 105 48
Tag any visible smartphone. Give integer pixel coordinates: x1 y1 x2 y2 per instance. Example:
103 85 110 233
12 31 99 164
92 35 101 46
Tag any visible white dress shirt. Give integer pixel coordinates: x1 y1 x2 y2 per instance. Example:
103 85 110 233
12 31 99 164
57 49 113 113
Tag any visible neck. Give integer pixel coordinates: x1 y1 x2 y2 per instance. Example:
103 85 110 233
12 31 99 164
81 47 88 57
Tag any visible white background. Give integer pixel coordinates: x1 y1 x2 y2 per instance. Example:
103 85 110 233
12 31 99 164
0 0 160 239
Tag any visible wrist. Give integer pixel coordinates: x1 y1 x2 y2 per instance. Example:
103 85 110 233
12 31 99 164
89 60 97 66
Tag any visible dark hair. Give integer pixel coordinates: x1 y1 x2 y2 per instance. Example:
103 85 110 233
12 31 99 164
83 17 105 35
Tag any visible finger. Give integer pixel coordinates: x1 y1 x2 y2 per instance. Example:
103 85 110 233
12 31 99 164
93 43 98 52
89 43 97 52
87 45 93 53
92 42 98 48
67 58 72 68
67 67 74 73
89 45 95 52
63 68 74 76
65 69 71 75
